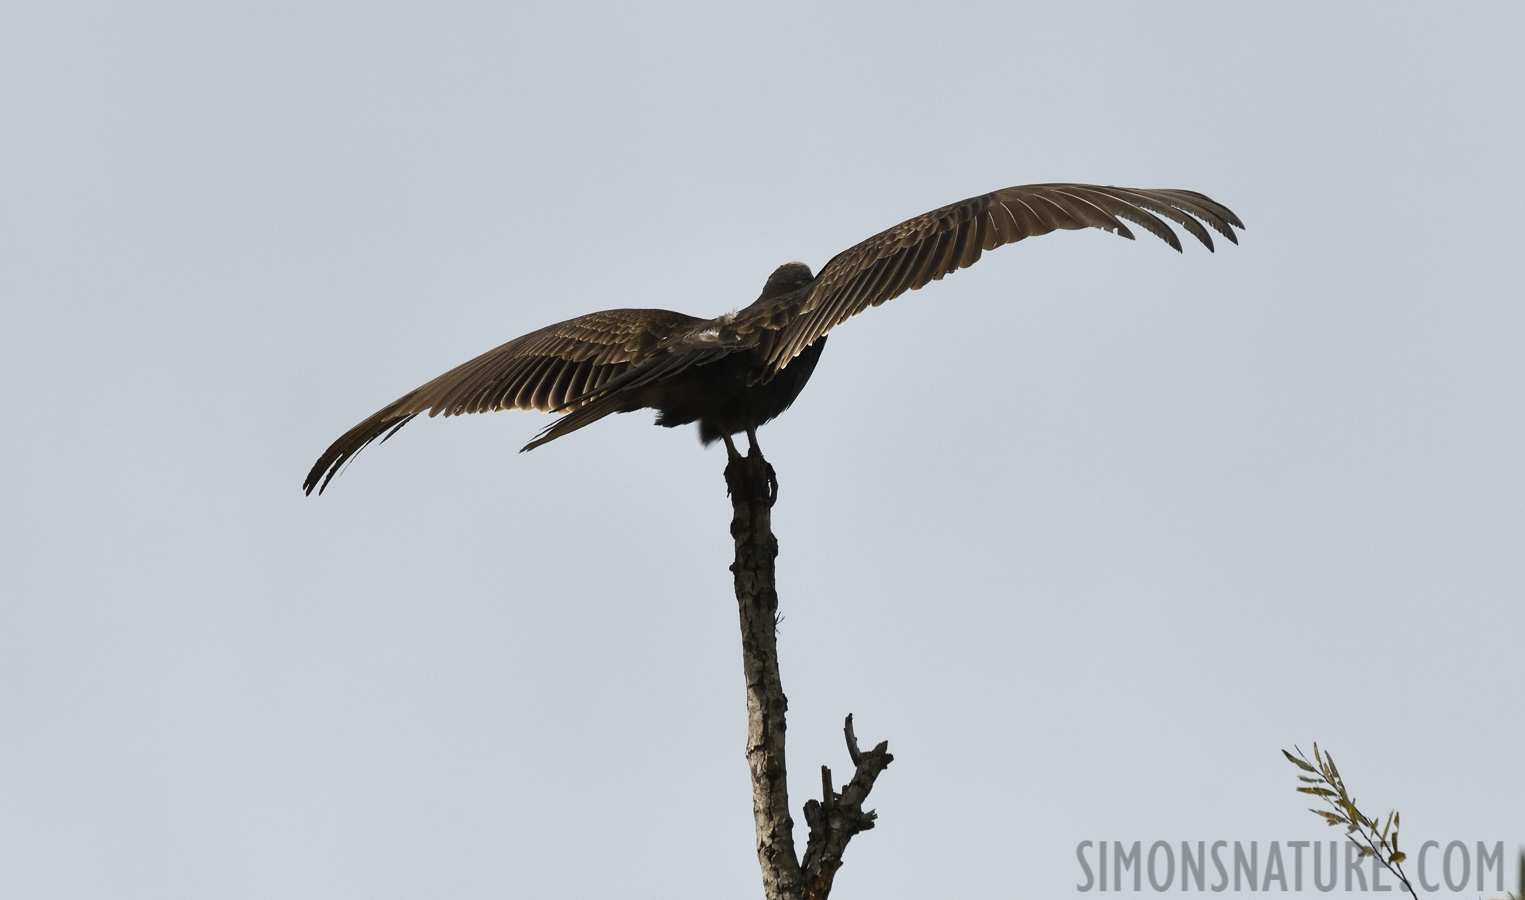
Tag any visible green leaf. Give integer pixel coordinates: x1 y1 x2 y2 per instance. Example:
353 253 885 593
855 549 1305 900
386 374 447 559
1284 749 1318 772
1298 787 1337 797
1389 852 1406 865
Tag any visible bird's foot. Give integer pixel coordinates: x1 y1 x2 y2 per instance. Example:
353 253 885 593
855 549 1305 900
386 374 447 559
737 428 776 503
723 444 776 507
741 428 776 503
750 446 777 505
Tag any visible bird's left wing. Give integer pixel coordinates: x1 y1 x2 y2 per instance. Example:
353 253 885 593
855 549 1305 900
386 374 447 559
749 183 1244 373
303 308 704 494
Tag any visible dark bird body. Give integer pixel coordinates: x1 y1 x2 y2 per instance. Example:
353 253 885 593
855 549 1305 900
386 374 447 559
305 183 1243 494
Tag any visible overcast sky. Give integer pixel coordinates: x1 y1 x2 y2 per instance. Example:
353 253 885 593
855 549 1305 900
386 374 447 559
3 3 1523 898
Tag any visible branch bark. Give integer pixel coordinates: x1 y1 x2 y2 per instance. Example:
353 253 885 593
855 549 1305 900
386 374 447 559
726 447 893 900
800 716 894 899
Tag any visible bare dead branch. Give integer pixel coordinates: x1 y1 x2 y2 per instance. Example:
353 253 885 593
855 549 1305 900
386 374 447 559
727 448 802 899
727 449 893 900
801 716 894 900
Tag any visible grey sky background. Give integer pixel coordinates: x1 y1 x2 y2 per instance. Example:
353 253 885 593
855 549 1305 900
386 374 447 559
3 2 1522 898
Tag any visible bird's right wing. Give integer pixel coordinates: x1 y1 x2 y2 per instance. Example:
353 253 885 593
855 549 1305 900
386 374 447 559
754 184 1244 372
303 308 704 494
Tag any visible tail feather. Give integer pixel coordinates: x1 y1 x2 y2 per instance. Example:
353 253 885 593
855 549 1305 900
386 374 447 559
521 394 627 451
523 347 734 451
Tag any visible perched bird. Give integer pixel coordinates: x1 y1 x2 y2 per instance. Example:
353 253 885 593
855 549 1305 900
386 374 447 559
304 183 1243 495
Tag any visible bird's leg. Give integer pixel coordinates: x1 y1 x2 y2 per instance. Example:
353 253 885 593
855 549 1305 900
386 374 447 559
722 433 742 462
744 425 777 504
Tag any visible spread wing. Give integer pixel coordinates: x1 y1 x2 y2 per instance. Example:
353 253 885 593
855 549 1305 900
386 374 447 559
303 308 705 494
748 184 1244 371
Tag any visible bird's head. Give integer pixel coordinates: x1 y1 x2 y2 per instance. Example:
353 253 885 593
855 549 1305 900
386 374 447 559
757 262 814 302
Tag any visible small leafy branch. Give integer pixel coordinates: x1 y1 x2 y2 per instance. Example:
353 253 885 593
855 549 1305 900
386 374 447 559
1282 744 1418 900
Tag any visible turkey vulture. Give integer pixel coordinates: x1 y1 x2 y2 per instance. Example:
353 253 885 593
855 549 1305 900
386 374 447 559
304 183 1243 494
